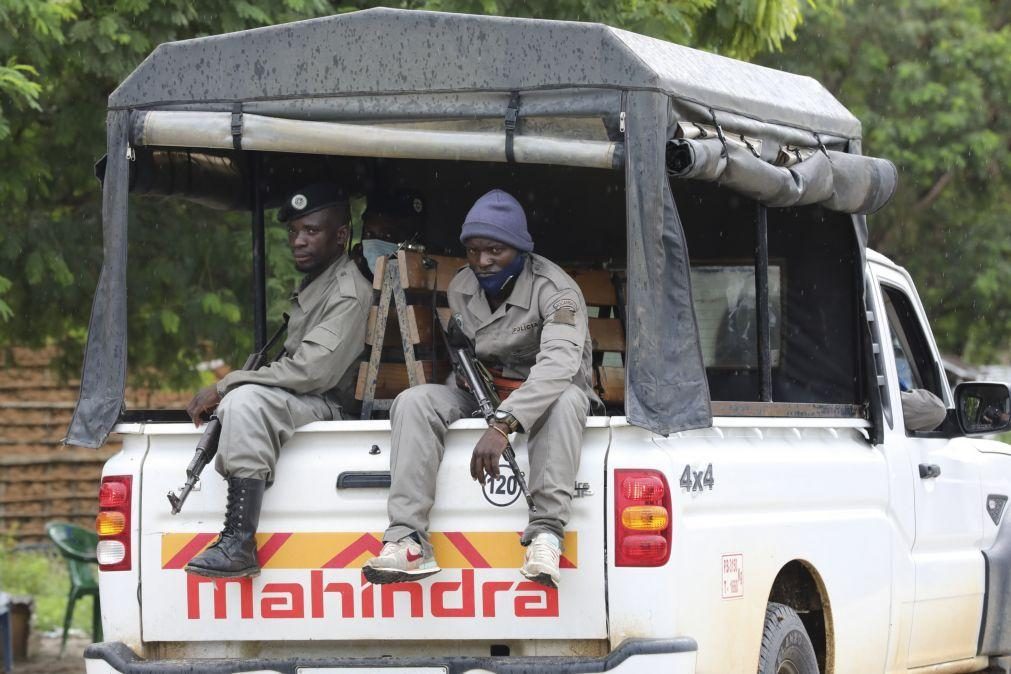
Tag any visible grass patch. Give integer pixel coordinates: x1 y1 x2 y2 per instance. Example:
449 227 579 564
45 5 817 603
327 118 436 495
0 540 95 634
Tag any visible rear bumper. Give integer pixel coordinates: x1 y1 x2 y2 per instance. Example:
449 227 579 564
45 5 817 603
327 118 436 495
84 638 697 673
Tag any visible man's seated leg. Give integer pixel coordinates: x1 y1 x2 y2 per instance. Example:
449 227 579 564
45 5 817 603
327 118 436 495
519 384 589 588
186 384 334 578
364 384 473 584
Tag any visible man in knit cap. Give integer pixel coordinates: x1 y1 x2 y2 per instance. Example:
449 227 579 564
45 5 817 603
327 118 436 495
363 189 599 589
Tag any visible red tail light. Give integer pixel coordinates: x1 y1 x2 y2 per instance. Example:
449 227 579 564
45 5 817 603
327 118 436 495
99 480 129 507
615 469 672 567
96 475 132 571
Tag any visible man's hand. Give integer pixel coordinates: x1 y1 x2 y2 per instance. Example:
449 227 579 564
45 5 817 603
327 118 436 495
470 422 511 485
186 385 222 427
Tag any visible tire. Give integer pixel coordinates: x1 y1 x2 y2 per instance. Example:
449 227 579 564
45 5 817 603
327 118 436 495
757 602 820 674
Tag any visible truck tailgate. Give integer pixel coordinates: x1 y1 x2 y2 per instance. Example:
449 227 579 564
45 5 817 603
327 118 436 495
138 418 608 641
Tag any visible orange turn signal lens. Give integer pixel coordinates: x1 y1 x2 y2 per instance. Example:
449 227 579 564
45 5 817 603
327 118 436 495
96 511 126 537
621 505 669 531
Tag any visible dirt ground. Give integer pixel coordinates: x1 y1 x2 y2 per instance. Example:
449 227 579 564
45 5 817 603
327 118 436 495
12 632 88 674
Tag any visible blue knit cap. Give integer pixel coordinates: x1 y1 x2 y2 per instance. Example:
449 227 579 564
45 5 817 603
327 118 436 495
459 189 534 252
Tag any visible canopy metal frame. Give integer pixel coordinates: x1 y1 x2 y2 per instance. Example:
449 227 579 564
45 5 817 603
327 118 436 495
250 153 267 351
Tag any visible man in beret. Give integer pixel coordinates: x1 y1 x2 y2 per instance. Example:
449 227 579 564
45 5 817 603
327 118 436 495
351 189 427 281
184 182 373 578
364 189 599 589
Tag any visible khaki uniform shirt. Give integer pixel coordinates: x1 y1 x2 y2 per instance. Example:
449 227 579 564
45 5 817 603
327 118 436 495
448 253 598 432
216 254 372 408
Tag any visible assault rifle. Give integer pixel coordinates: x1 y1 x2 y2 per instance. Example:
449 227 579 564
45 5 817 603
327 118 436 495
442 313 536 512
167 317 288 515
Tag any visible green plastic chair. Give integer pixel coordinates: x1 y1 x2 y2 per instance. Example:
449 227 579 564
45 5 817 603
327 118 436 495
45 522 102 656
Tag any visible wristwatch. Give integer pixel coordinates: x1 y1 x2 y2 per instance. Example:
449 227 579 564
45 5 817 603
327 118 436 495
493 409 521 433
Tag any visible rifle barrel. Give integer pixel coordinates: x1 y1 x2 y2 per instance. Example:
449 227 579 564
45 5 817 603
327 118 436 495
442 314 537 513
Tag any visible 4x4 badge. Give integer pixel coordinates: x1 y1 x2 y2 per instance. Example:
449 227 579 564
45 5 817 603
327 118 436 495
680 463 714 492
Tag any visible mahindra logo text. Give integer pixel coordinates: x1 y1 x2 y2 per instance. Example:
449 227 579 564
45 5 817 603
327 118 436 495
187 569 558 619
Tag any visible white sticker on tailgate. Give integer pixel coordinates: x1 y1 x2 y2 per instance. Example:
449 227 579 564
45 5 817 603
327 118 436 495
722 553 744 599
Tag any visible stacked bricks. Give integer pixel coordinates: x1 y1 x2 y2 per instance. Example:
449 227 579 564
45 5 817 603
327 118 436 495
0 347 189 543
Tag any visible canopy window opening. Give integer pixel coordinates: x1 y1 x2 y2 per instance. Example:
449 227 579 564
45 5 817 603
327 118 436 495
674 180 865 415
118 151 632 422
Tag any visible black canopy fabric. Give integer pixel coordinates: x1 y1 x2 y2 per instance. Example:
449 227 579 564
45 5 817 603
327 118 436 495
68 110 130 448
666 138 897 214
68 8 883 447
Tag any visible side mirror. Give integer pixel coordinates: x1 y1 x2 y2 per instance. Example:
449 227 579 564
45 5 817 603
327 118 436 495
954 382 1011 436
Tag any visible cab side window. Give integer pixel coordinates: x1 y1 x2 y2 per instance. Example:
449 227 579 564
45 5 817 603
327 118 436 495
880 284 944 401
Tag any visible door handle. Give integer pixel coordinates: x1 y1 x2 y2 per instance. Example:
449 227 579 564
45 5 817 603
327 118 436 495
919 463 941 479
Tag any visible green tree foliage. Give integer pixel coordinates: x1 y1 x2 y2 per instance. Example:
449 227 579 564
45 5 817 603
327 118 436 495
415 0 822 59
0 0 333 385
0 0 826 388
763 1 1010 363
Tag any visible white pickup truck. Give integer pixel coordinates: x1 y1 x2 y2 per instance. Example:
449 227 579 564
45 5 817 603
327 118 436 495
69 9 1011 674
87 248 1011 674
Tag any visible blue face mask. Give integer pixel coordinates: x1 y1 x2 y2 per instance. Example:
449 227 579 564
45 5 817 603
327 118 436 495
361 239 400 274
477 254 526 298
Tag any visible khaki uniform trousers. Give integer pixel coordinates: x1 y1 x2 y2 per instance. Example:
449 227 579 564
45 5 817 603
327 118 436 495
384 382 589 555
214 384 339 483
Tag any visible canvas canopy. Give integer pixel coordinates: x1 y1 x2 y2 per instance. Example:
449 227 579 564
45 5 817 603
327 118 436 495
67 8 894 447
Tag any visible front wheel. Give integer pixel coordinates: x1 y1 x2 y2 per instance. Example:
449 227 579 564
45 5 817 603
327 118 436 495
757 602 820 674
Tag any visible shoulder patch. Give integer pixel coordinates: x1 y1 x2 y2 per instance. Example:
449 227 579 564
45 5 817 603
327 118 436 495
544 288 581 327
552 297 578 313
552 308 577 326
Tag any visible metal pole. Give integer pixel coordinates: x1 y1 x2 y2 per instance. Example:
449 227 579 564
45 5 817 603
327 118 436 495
251 152 267 351
755 203 772 402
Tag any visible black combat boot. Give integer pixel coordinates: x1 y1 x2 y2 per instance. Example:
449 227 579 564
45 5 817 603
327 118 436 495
185 477 265 578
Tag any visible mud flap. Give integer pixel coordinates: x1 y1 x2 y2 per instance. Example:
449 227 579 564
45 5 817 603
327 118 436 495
981 513 1011 656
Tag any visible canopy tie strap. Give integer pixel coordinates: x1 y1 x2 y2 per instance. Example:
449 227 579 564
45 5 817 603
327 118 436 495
504 91 520 163
813 132 828 157
740 134 761 159
708 107 728 158
231 102 243 150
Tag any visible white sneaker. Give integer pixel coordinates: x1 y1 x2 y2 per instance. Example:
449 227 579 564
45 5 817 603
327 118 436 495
363 537 440 584
520 532 562 588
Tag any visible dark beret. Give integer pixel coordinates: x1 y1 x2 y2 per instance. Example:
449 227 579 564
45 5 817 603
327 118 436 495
277 182 349 223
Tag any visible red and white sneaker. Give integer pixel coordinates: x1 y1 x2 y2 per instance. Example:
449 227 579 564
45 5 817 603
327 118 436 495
362 537 441 584
520 532 562 588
